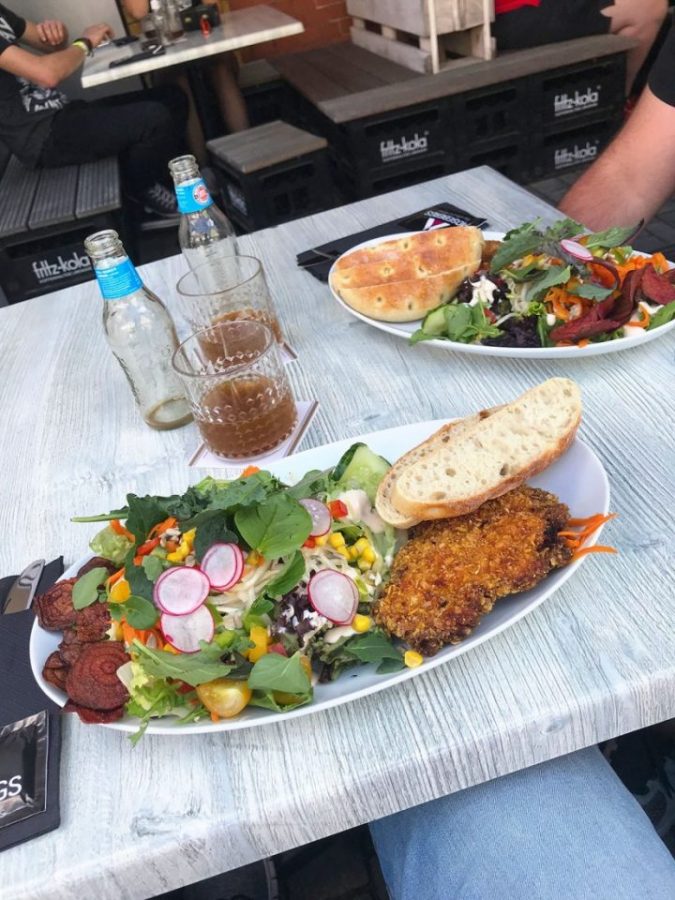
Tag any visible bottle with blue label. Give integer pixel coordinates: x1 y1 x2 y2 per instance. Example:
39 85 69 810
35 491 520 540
84 229 192 431
169 155 237 274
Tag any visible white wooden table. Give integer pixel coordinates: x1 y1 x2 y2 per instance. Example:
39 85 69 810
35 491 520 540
1 167 674 900
81 5 304 88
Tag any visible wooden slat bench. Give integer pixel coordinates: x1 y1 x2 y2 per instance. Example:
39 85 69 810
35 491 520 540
0 155 121 304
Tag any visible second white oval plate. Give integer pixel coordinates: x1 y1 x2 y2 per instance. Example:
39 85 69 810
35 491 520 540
30 420 609 735
328 230 675 359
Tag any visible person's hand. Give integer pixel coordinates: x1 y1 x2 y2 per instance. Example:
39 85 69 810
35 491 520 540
83 23 115 49
36 20 67 47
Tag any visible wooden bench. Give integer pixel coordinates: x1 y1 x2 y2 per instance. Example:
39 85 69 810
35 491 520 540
0 155 121 304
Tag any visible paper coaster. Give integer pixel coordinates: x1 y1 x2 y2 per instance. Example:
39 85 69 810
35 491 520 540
188 400 319 473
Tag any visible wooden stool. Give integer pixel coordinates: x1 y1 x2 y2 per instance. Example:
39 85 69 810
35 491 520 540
206 121 331 232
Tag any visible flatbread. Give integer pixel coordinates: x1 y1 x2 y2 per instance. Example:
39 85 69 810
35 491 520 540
330 227 484 323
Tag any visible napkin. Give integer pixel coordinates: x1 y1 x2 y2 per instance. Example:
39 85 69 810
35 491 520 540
0 558 63 851
297 201 489 282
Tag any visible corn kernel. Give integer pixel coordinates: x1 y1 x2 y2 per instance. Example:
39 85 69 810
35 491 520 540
348 546 360 560
404 650 423 668
109 579 131 603
357 557 371 571
314 534 329 547
182 528 196 547
336 547 350 559
352 614 372 633
360 546 376 564
354 537 369 554
329 532 346 548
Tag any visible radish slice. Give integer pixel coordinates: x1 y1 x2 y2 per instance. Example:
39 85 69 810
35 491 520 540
560 238 593 262
160 605 215 654
308 570 358 624
299 499 331 536
153 566 210 616
201 543 244 591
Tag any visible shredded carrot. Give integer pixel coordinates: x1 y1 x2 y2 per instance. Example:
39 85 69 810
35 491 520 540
106 567 125 586
111 519 134 541
571 545 618 562
566 513 617 528
630 304 651 329
136 537 160 557
241 465 260 477
589 262 617 287
210 712 220 723
121 620 162 648
164 539 179 553
577 339 590 348
149 516 177 539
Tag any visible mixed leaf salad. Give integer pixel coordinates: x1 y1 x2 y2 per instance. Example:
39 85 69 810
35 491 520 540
67 445 410 741
411 218 675 349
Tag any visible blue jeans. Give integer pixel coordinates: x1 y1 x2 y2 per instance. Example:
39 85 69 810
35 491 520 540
370 746 675 899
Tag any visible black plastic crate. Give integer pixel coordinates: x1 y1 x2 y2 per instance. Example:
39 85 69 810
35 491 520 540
535 54 625 126
531 112 622 178
0 214 116 304
330 99 452 171
333 150 451 200
455 139 531 184
242 80 291 127
453 80 529 144
213 150 334 232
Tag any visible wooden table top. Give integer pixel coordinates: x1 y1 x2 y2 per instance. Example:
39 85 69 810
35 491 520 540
81 5 304 89
1 167 673 899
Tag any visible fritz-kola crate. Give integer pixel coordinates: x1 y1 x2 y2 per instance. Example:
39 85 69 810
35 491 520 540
531 113 623 178
535 55 626 125
207 121 332 231
347 0 494 74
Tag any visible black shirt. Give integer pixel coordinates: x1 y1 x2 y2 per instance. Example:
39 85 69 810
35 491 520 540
648 22 675 108
0 3 68 165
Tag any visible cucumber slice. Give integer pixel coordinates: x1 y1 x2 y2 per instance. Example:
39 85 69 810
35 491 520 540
421 304 448 336
331 444 391 503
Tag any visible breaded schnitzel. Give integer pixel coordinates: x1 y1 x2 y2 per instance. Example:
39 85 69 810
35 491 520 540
374 486 572 655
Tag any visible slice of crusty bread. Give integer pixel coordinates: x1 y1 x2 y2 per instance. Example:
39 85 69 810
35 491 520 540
391 379 582 521
375 406 503 529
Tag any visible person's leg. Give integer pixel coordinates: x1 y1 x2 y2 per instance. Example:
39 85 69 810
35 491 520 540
39 85 188 197
600 0 669 92
370 746 675 900
208 53 249 133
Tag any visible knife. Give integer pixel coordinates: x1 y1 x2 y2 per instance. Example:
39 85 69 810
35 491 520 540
3 559 45 614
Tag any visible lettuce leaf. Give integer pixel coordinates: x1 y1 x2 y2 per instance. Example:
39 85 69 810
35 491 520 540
89 525 133 566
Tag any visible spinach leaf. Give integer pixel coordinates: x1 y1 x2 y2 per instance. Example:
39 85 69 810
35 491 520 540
569 282 614 301
503 260 542 282
242 597 275 632
584 224 638 250
193 512 238 562
376 656 406 674
528 265 571 301
248 689 312 712
72 567 108 610
264 550 306 598
469 303 502 341
536 314 553 348
285 469 329 501
247 651 312 695
235 493 312 560
133 640 233 686
443 303 472 340
124 495 169 545
649 301 675 329
341 630 404 666
124 595 159 629
124 551 154 602
490 222 543 273
409 328 443 345
141 555 165 583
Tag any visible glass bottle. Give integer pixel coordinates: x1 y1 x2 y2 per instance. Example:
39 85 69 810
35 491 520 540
149 0 169 45
165 0 184 40
84 230 192 431
168 155 238 274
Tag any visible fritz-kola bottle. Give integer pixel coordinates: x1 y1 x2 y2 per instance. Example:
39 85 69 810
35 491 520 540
168 155 237 271
84 229 192 431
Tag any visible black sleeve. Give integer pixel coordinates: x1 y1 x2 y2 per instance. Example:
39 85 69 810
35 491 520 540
0 4 26 55
648 23 675 108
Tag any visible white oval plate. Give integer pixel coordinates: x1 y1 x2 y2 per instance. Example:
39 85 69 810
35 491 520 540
328 230 675 358
30 420 610 735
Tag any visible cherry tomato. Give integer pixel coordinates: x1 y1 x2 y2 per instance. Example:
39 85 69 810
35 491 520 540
196 679 252 718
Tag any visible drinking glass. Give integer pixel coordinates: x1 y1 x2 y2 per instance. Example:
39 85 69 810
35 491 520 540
172 320 297 459
175 255 284 344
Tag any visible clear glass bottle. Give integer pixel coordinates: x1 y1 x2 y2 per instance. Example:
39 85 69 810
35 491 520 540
149 0 169 45
84 230 192 431
164 0 184 40
168 155 238 273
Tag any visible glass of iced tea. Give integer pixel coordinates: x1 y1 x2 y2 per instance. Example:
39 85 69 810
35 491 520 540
172 320 297 458
175 255 284 349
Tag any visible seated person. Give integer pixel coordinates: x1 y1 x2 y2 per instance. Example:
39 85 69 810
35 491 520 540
0 3 189 218
560 20 675 228
122 0 249 157
494 0 669 92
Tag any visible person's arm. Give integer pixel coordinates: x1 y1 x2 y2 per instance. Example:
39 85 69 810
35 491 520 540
122 0 150 21
559 87 675 229
21 20 69 52
0 23 114 90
